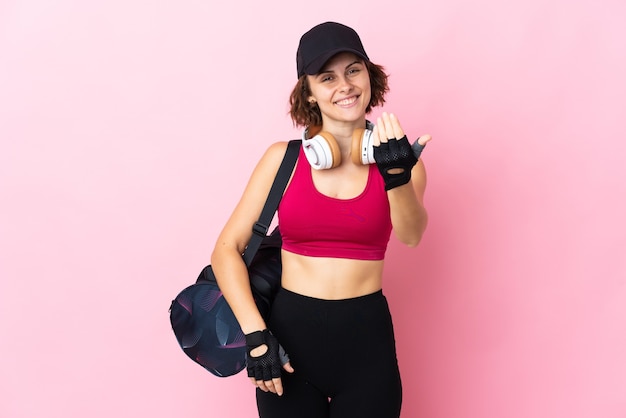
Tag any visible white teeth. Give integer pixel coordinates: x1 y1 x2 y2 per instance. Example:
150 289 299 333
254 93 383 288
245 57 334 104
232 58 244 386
336 97 356 106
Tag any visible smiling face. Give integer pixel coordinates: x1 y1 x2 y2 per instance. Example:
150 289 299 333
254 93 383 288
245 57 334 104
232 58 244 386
306 52 372 129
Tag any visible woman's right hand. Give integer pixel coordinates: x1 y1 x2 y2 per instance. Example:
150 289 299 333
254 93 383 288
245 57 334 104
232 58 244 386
246 329 295 396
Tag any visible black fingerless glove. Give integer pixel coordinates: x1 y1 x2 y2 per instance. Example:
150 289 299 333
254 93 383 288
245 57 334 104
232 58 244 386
373 136 420 191
245 329 287 381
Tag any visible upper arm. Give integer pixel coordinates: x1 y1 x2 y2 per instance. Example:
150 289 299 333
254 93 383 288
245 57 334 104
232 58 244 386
213 141 290 254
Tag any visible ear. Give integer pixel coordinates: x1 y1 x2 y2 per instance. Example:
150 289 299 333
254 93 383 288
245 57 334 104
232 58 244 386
308 97 317 104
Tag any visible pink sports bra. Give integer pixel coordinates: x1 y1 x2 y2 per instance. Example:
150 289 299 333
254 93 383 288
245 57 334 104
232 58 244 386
278 146 392 260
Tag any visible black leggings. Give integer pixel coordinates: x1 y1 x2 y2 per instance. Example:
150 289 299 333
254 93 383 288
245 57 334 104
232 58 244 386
256 288 402 418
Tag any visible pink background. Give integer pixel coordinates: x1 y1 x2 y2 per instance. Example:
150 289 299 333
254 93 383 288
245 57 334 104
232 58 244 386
1 0 625 417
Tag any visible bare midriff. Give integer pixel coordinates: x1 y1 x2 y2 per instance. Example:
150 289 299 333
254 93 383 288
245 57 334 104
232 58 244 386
280 249 385 300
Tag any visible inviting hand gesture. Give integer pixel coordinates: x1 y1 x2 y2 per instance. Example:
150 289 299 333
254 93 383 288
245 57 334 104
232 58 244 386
372 112 432 190
371 112 432 147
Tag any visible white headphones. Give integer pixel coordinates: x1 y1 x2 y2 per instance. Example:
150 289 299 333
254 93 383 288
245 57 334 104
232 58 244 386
302 120 376 170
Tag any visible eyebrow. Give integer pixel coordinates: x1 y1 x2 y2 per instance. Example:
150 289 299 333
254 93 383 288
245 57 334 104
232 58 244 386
318 60 363 76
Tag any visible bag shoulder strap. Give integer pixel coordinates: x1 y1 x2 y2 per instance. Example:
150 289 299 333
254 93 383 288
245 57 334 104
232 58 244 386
242 140 301 265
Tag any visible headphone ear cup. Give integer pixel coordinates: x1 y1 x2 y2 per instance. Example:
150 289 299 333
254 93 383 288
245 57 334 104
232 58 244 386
317 131 342 168
303 130 342 169
350 128 376 165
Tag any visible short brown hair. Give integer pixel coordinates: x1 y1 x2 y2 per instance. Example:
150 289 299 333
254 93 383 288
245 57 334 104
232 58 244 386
288 61 389 127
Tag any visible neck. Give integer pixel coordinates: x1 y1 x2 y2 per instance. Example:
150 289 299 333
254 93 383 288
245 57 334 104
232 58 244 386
322 118 367 146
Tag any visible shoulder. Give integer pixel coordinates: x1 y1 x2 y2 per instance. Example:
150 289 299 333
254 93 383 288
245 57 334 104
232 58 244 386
263 141 291 163
256 141 298 174
247 141 294 182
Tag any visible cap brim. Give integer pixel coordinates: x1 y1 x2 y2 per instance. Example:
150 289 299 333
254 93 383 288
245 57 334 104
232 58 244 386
303 49 369 76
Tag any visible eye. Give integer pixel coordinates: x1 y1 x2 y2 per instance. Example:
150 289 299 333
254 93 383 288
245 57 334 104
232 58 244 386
320 75 334 82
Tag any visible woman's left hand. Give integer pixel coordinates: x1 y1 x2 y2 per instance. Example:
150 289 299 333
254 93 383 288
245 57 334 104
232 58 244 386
372 112 431 190
372 112 431 147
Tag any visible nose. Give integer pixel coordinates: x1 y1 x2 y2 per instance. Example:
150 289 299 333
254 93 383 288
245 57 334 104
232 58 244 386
337 75 353 93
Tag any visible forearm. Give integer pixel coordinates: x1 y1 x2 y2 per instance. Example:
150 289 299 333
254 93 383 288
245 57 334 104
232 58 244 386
387 182 428 247
211 245 267 334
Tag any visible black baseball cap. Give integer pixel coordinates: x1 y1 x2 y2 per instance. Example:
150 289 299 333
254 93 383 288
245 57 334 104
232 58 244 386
296 22 369 78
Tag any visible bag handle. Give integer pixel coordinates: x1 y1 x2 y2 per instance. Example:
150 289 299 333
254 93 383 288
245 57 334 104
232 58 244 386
242 140 301 265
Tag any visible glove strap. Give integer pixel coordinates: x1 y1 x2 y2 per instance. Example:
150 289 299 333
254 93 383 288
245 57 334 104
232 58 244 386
245 329 268 351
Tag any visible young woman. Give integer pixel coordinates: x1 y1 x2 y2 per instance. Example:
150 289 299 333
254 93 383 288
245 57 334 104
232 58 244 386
211 21 431 418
